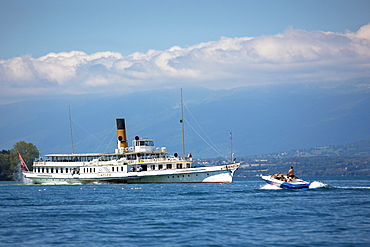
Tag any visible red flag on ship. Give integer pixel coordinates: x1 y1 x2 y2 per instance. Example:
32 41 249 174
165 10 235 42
17 152 28 171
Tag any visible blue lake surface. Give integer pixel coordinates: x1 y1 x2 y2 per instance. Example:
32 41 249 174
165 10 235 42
1 176 370 246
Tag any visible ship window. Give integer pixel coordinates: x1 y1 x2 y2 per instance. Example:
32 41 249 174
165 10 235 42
121 167 124 172
94 168 96 173
187 163 190 168
159 165 163 170
112 167 115 172
151 165 155 170
177 164 182 169
167 164 172 169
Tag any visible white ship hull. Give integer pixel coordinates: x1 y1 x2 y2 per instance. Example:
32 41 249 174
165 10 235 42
24 164 239 185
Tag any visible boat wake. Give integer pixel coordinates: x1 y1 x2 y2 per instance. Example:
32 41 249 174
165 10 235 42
334 186 370 190
260 184 282 190
309 181 328 189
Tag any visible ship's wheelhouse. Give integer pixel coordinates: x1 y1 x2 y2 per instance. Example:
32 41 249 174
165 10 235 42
133 137 155 152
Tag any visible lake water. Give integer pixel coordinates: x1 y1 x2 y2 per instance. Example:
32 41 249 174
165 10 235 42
1 176 370 246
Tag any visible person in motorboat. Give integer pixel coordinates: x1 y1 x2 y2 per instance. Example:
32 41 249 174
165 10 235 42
287 166 295 181
271 173 286 181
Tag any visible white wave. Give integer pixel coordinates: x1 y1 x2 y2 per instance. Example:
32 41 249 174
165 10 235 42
309 181 328 189
260 184 282 190
22 177 35 184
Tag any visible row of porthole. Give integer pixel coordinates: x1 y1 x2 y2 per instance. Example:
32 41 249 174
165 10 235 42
33 167 75 174
167 174 210 178
111 167 125 172
43 173 211 181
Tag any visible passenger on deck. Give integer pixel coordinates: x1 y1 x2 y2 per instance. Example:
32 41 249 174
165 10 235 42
287 166 295 179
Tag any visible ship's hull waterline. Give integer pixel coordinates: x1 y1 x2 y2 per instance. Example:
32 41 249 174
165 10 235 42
26 165 239 185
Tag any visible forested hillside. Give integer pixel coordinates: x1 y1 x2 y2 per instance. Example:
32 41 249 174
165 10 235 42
236 156 370 177
234 139 370 176
256 139 370 158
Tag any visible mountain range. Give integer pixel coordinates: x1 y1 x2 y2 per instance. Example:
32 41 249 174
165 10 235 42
1 78 370 158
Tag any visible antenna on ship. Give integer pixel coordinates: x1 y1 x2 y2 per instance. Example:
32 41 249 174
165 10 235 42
68 105 75 154
180 88 185 158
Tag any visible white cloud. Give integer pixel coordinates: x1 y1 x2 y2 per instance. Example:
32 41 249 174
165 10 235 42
1 24 370 102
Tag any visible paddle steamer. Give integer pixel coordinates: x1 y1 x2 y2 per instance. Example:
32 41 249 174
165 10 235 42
23 118 240 184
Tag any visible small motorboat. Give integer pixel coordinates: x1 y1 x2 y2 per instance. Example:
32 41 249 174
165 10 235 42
261 173 311 189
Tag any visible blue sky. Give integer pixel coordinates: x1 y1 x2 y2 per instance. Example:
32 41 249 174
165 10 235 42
1 0 369 59
0 0 370 104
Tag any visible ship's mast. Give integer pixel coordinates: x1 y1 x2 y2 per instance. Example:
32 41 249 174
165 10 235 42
68 105 75 154
230 131 233 163
180 88 185 158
